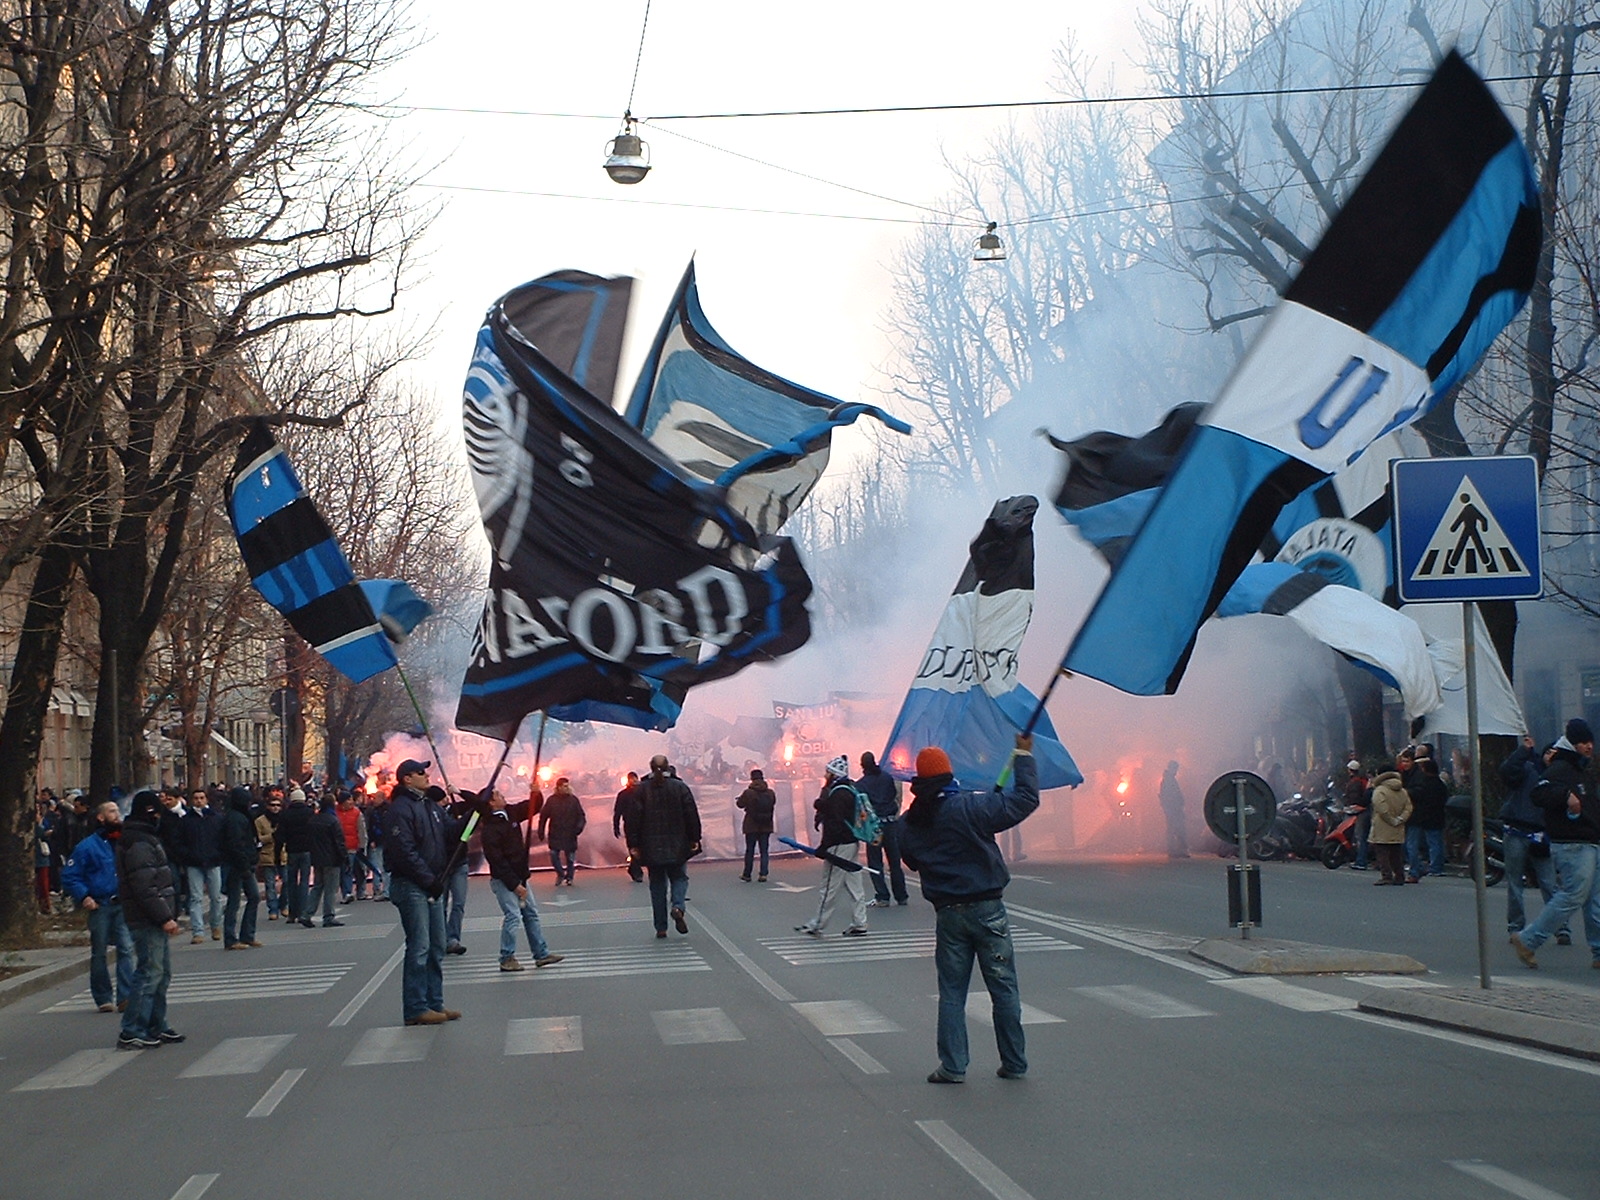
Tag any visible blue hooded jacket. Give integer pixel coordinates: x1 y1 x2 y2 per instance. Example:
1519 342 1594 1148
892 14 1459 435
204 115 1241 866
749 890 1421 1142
62 827 120 902
900 753 1037 908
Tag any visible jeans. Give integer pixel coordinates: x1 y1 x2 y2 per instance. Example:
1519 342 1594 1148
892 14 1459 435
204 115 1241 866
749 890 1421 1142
866 821 908 902
223 865 260 945
742 834 770 879
1519 842 1600 954
446 864 468 944
646 862 689 932
490 879 550 961
303 865 338 923
286 852 312 921
934 898 1026 1079
186 865 222 934
390 876 446 1020
261 864 285 916
1406 826 1445 878
1503 828 1563 934
803 841 868 933
367 843 386 895
121 924 173 1039
86 900 135 1008
548 847 575 883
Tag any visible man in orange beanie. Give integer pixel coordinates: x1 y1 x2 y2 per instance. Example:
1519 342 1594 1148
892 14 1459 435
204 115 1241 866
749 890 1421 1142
900 732 1037 1083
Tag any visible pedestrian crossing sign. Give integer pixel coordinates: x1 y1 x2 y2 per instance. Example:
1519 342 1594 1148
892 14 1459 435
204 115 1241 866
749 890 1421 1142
1392 455 1541 602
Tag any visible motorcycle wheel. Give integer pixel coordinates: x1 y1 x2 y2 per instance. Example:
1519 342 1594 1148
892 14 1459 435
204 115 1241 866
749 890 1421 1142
1320 842 1345 870
1468 849 1505 887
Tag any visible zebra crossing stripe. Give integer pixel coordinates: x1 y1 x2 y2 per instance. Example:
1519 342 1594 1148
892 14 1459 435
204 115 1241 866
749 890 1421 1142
445 945 709 985
461 907 653 932
344 1025 436 1066
791 999 902 1036
46 964 355 1013
1074 984 1214 1019
653 1007 744 1045
761 929 1076 967
506 1016 583 1055
1211 977 1357 1012
179 1035 296 1078
13 1048 132 1092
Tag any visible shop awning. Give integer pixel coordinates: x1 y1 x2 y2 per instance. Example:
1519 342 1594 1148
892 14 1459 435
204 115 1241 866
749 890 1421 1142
210 729 247 758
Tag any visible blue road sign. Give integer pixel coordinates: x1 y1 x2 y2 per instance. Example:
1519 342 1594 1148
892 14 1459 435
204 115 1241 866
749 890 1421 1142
1392 456 1541 603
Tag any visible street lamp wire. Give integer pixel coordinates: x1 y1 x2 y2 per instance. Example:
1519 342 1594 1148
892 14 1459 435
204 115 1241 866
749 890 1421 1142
625 0 653 116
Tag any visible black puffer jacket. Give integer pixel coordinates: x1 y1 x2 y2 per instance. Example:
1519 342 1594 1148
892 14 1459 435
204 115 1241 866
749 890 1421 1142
632 772 701 866
117 819 177 930
1404 764 1449 831
736 783 776 836
1537 740 1599 843
814 780 858 849
278 801 315 855
309 806 347 868
481 801 535 889
538 791 587 852
220 789 259 872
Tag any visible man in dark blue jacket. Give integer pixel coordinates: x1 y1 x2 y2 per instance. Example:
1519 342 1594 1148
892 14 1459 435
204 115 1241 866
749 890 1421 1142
116 791 184 1050
61 801 135 1012
1498 736 1567 942
384 761 467 1025
1512 719 1599 969
179 789 224 943
900 733 1037 1084
858 752 908 906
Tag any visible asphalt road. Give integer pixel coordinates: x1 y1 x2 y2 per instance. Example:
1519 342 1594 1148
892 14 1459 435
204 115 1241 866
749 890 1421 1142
2 852 1598 1200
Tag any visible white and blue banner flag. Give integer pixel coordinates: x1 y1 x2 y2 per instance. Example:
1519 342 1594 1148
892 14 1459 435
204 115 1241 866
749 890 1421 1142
882 497 1082 791
1063 51 1539 696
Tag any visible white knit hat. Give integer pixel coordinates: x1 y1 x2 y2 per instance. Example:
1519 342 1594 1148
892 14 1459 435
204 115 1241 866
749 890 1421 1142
826 756 849 779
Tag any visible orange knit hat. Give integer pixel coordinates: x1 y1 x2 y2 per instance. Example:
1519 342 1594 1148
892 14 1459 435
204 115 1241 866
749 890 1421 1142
915 746 952 777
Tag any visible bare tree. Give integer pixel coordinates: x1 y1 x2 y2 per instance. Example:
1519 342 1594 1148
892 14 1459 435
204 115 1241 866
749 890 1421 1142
0 0 427 944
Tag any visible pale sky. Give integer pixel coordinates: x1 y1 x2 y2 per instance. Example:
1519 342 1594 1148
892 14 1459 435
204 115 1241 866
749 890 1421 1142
378 1 1147 418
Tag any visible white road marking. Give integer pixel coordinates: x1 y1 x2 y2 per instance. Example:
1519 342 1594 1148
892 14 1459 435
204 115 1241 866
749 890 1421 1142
762 928 1076 967
828 1037 889 1074
1448 1159 1575 1200
1074 984 1214 1019
1210 977 1357 1012
767 882 814 893
694 910 796 1003
47 964 355 1013
958 997 1065 1027
916 1120 1036 1200
505 1016 583 1055
791 999 902 1036
1007 904 1229 979
462 907 652 930
13 1048 132 1091
653 1007 744 1045
246 1068 305 1118
169 1174 220 1200
445 944 710 984
179 1035 295 1077
329 946 405 1027
1339 1011 1600 1077
274 924 395 941
1350 975 1444 989
344 1025 437 1066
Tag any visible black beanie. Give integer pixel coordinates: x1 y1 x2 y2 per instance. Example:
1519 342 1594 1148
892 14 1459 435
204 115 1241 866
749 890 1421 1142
1566 718 1593 745
130 790 162 820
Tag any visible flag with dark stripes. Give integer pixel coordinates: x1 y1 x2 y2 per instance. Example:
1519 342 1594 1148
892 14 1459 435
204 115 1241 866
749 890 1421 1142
624 262 909 540
456 275 815 739
880 496 1081 791
1063 51 1539 696
228 423 399 684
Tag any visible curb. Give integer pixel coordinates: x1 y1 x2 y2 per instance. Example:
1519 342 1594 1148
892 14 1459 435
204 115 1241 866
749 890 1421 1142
0 952 88 1012
1192 936 1426 976
1357 987 1600 1062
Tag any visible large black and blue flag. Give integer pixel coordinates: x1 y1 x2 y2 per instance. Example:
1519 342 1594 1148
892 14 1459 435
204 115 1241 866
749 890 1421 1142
881 497 1082 791
1063 51 1539 696
456 273 817 739
625 262 910 542
228 422 400 683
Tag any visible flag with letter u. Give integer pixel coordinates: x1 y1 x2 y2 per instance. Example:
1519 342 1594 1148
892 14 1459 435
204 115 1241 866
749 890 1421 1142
1064 51 1539 696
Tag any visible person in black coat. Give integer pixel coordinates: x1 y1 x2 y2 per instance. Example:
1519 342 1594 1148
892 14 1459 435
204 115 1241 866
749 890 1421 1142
629 756 701 938
300 796 347 928
480 789 563 972
736 769 776 883
538 778 587 885
220 787 262 948
1511 719 1598 967
613 773 643 882
179 789 225 943
115 791 183 1049
1403 749 1449 882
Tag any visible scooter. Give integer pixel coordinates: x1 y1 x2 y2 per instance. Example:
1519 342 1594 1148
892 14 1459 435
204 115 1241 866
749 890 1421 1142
1320 804 1362 869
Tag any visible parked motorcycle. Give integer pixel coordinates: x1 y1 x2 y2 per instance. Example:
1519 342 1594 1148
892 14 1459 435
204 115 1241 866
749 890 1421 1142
1320 804 1362 869
1446 794 1505 886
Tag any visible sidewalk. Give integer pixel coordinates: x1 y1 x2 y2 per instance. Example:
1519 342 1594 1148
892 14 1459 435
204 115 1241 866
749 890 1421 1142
0 948 89 1011
1356 981 1600 1062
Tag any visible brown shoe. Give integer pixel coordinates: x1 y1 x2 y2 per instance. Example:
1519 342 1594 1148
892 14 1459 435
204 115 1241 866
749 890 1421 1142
191 935 205 944
534 954 564 968
211 928 221 941
441 1009 461 1021
405 1011 449 1026
97 1003 115 1013
244 941 264 948
499 957 525 972
225 943 247 950
1510 932 1538 968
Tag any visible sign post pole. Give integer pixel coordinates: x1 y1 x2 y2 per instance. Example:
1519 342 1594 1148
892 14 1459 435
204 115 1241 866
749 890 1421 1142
1234 776 1252 941
1463 602 1491 989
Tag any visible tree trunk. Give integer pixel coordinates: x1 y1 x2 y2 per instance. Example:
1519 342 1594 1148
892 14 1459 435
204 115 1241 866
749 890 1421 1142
0 544 75 946
1335 655 1388 762
89 539 152 800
